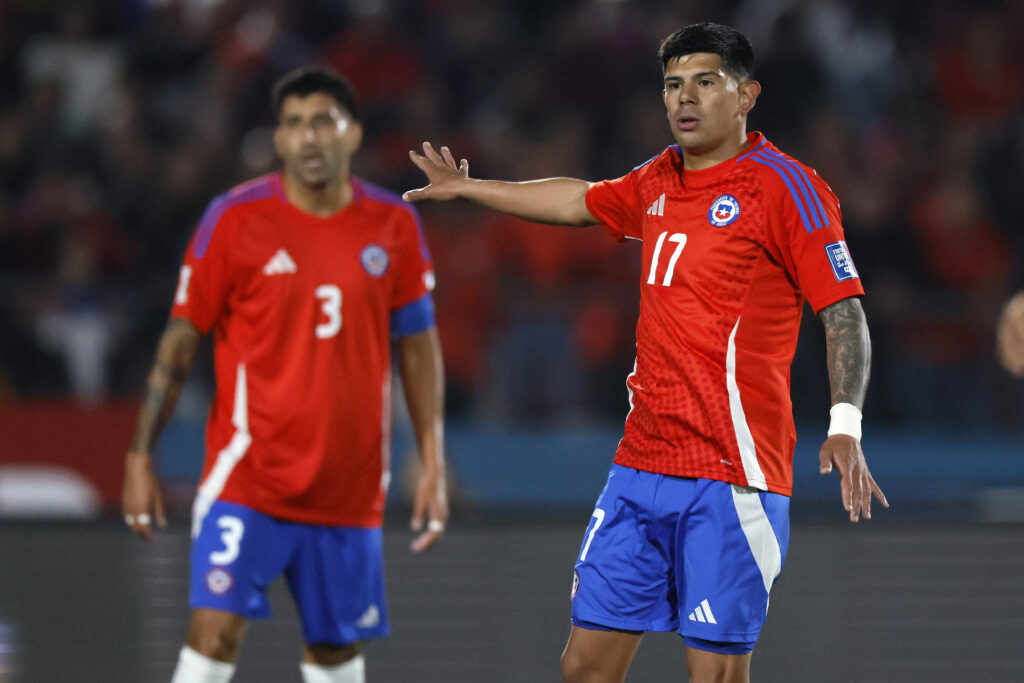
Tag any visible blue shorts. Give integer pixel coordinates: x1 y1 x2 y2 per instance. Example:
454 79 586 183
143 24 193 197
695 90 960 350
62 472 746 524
190 500 389 646
570 464 789 654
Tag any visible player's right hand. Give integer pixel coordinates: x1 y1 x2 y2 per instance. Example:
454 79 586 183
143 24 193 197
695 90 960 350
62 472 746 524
403 142 470 202
122 451 167 542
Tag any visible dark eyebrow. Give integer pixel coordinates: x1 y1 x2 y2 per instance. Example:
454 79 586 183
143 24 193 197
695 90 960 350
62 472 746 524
664 71 724 84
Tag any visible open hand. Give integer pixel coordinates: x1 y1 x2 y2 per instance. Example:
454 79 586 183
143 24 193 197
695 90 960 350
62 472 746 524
403 142 470 202
819 434 888 523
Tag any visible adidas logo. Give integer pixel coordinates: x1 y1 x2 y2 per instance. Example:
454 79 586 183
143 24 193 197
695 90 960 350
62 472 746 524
687 598 717 624
263 248 297 275
646 193 666 217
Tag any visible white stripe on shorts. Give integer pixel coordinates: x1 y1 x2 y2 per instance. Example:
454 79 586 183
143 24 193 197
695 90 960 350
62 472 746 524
730 484 783 595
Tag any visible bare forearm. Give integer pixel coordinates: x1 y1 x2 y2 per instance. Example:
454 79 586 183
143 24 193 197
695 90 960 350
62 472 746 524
397 328 446 470
458 177 597 227
819 297 871 409
129 318 201 455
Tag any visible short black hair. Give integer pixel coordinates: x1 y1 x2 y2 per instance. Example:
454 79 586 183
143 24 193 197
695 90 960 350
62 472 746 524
658 23 754 81
271 65 361 122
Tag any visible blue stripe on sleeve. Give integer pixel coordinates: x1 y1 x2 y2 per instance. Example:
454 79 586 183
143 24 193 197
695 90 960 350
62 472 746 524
192 178 275 258
752 153 816 232
390 293 435 338
757 152 822 230
762 149 829 228
633 151 662 171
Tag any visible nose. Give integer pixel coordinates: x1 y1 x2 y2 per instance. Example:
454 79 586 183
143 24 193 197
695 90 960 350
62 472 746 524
677 82 698 104
303 125 317 142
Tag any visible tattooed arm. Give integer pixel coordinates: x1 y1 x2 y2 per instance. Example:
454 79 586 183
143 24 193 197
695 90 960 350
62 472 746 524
122 318 202 541
817 297 888 522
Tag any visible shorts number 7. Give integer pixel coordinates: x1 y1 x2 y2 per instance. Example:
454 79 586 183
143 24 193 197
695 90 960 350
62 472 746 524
580 508 606 562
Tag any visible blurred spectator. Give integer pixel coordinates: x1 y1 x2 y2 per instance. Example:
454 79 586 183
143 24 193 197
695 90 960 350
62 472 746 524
0 0 1021 429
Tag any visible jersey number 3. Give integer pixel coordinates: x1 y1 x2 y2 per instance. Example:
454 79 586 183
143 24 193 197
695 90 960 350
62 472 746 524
647 232 687 287
315 284 342 338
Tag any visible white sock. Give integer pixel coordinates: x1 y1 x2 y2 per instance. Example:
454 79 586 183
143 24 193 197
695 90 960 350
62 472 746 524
170 645 236 683
300 654 366 683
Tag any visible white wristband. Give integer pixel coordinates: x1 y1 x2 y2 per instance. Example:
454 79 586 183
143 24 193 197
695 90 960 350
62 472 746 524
827 402 862 441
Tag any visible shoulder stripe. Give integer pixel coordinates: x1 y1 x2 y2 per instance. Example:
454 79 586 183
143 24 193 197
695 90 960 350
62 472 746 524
735 136 768 162
632 145 682 171
761 149 829 227
756 152 823 230
193 177 275 258
632 153 659 171
752 153 817 232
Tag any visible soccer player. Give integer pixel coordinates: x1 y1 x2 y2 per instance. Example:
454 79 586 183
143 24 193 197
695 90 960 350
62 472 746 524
121 66 447 683
405 22 886 683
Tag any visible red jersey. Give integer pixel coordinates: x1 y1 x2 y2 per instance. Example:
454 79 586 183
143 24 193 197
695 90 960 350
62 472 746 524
171 173 435 528
585 133 863 495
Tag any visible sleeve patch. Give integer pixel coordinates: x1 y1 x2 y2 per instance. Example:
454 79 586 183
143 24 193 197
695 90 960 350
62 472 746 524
825 241 859 282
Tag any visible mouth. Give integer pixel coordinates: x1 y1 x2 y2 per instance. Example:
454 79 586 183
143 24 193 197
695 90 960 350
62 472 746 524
299 151 325 171
676 115 700 132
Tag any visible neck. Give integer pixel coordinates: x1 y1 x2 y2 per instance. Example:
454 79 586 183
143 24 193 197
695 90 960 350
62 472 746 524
282 171 353 216
681 128 750 171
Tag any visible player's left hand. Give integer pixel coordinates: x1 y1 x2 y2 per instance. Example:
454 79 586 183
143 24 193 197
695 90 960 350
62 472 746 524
819 434 888 523
410 465 448 553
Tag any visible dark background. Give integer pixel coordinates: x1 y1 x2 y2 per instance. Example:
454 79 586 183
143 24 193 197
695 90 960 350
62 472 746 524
1 0 1023 680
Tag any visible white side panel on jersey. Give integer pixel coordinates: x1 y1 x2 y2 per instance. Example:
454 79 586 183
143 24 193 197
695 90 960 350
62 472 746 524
730 484 783 595
191 363 253 537
725 319 767 490
380 368 392 492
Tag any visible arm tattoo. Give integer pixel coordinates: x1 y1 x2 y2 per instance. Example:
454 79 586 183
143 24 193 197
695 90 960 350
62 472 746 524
129 319 201 453
819 297 871 409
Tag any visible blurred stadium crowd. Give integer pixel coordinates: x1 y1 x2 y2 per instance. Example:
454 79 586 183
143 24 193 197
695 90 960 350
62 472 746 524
1 0 1022 428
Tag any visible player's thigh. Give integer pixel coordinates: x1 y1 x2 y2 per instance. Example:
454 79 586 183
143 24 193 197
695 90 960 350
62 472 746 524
570 465 678 632
189 500 292 620
685 646 751 683
561 624 643 683
676 481 790 651
286 524 389 647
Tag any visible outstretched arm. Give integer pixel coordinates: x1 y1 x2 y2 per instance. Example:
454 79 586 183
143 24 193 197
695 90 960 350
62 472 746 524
397 327 448 553
403 142 598 227
817 297 888 522
122 317 201 541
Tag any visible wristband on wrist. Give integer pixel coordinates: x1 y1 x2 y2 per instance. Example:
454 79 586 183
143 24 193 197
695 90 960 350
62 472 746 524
827 402 862 441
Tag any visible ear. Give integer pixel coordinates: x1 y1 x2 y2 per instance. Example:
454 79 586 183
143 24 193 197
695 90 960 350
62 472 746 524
347 120 364 154
739 80 761 115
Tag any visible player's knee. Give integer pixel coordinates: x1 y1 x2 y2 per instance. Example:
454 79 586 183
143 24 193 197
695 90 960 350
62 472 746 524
187 626 244 662
560 648 611 683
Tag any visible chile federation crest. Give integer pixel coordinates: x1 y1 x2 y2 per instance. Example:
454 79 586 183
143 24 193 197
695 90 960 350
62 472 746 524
708 194 741 227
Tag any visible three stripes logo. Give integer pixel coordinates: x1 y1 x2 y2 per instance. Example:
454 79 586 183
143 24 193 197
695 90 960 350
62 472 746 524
687 598 717 624
263 248 297 275
646 193 666 217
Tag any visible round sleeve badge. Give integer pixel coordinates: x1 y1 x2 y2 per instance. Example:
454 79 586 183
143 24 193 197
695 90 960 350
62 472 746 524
360 244 389 277
708 194 741 227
